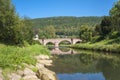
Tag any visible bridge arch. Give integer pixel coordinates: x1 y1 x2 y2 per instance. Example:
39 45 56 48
46 42 55 46
59 40 71 45
74 41 81 44
38 38 82 47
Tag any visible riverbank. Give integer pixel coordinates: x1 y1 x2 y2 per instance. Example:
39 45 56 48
0 55 57 80
71 39 120 53
0 44 57 80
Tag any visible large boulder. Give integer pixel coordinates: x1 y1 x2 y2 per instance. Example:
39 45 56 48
8 73 21 80
23 68 36 76
23 75 40 80
37 67 57 80
35 55 50 60
36 63 44 69
36 55 53 66
38 60 53 66
23 68 40 80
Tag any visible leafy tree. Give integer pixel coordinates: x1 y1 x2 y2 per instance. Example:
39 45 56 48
21 17 34 44
79 25 93 42
0 0 34 45
110 0 120 17
100 16 112 36
95 0 120 40
0 0 20 44
45 25 56 38
38 25 56 39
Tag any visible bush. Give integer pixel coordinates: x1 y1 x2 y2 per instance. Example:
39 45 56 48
91 36 104 43
109 31 120 39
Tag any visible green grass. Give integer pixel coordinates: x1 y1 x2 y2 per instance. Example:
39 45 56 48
0 44 50 71
71 38 120 53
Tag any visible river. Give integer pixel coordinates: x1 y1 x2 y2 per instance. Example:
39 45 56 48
47 46 120 80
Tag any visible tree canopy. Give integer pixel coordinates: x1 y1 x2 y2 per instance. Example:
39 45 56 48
0 0 34 45
93 0 120 41
31 16 102 38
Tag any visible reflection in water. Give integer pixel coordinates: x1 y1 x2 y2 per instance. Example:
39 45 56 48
47 47 120 80
48 46 77 54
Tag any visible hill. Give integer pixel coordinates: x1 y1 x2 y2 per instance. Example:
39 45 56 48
32 16 102 28
31 16 102 38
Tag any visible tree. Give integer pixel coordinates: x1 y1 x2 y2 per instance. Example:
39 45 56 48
100 16 112 36
21 17 34 44
79 25 93 42
0 0 20 44
0 0 34 45
110 0 120 17
95 0 120 39
43 25 56 38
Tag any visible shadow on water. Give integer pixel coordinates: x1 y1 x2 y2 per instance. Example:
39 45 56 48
47 46 120 80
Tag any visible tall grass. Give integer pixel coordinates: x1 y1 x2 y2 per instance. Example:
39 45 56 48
71 39 120 53
0 44 50 71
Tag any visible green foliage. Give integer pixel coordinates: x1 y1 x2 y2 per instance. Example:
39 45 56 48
91 36 103 43
31 16 102 38
110 0 120 17
95 16 113 38
107 37 120 44
38 25 56 38
0 0 34 45
0 44 50 71
79 25 93 42
21 17 34 44
109 31 120 39
95 0 120 39
71 39 120 53
0 0 20 44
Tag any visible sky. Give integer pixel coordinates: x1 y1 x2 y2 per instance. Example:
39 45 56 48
12 0 118 19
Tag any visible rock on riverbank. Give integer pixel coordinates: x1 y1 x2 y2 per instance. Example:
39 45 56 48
0 55 57 80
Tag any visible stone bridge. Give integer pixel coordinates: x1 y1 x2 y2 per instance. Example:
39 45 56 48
39 38 82 47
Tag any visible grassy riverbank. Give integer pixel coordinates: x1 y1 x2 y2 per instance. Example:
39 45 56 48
71 38 120 53
0 44 50 71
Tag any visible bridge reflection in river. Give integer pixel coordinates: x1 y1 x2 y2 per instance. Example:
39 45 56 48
48 47 77 54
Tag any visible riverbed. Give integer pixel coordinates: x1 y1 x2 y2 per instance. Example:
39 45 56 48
47 46 120 80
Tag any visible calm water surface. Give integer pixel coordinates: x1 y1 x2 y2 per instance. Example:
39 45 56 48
47 46 120 80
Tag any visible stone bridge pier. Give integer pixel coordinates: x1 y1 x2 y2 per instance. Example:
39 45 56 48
54 42 59 47
39 38 82 47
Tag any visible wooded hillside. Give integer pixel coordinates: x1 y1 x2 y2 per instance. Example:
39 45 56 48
31 17 102 38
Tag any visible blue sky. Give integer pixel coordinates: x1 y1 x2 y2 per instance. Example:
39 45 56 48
12 0 118 19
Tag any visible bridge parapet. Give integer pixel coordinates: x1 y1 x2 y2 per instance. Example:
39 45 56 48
39 38 82 47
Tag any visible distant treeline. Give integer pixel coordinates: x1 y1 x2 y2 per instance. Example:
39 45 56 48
31 17 102 38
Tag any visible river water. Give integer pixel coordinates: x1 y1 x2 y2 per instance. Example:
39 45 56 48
47 46 120 80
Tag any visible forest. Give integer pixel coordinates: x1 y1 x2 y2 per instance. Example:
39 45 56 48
31 16 102 38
